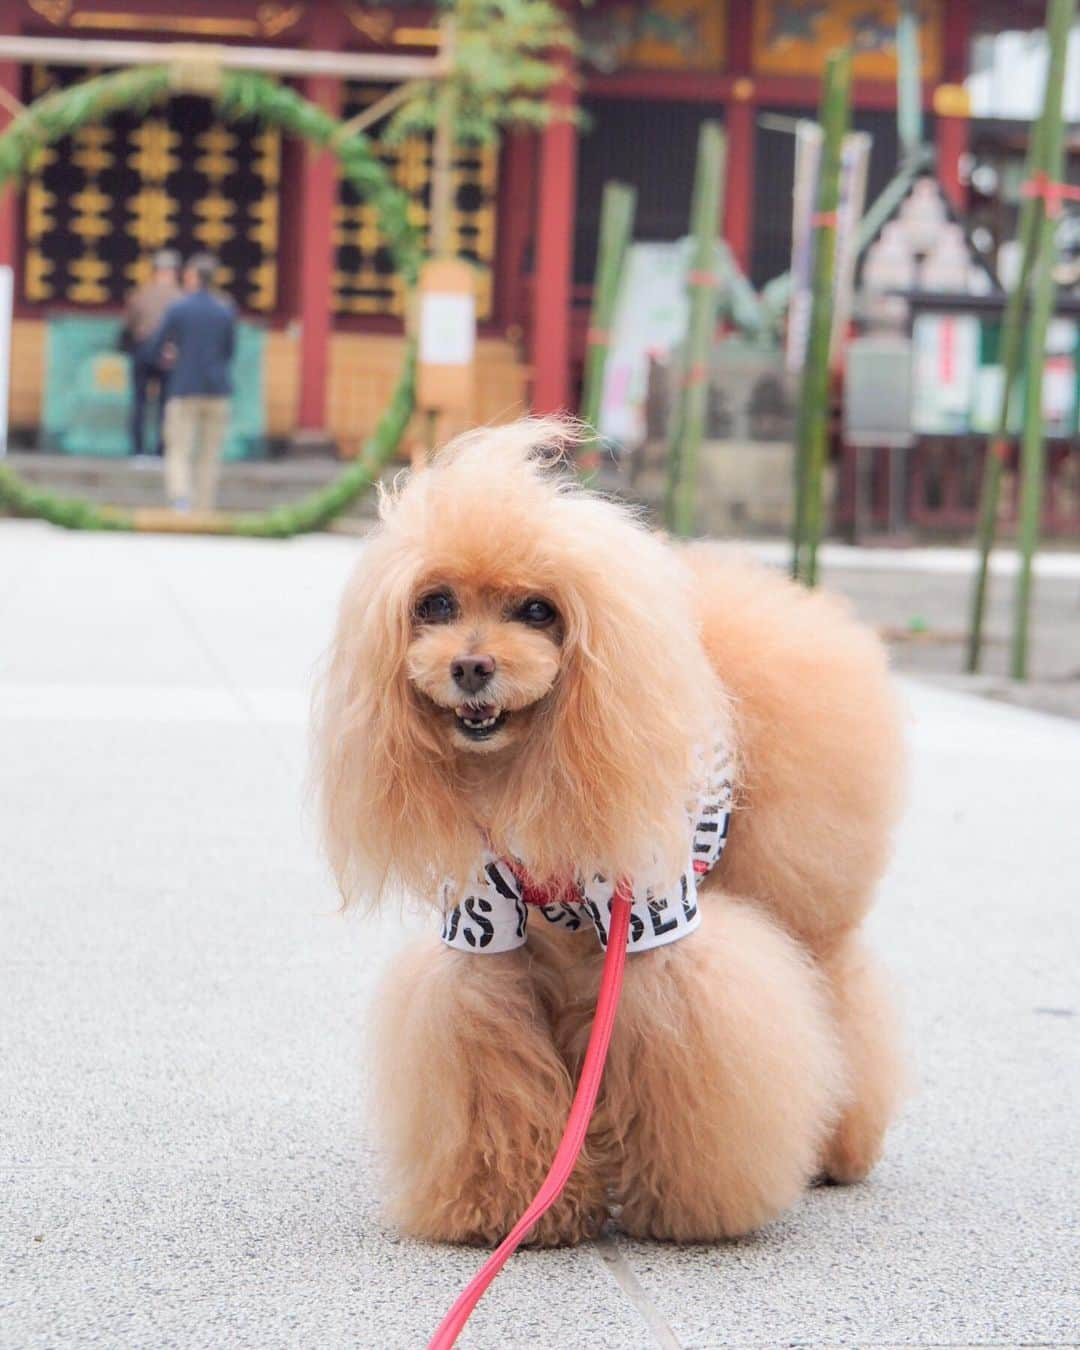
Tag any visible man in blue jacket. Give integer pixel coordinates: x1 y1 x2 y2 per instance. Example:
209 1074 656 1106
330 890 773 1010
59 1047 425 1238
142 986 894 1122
149 253 236 512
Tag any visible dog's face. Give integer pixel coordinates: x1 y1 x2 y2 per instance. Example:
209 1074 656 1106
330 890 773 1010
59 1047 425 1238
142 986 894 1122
405 579 565 755
317 419 721 903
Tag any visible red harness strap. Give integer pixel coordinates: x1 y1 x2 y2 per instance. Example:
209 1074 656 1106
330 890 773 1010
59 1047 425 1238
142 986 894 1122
427 890 633 1350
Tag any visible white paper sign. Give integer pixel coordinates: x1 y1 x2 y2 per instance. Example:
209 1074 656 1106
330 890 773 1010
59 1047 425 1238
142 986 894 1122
599 238 695 448
419 292 476 366
785 120 822 375
912 314 980 433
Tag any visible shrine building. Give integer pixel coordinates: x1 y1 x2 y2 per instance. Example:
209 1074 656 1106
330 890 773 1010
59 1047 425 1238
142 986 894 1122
0 1 1056 458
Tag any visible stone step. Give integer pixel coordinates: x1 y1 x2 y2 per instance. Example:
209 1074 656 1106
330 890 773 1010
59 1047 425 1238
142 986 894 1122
2 451 384 520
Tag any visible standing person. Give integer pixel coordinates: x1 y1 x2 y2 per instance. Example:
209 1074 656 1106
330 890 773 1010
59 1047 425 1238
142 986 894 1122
125 249 181 460
148 253 236 513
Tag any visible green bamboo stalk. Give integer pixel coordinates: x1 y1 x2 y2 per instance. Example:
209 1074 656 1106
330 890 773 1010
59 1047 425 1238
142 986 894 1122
790 121 822 578
794 49 852 586
964 37 1053 673
665 121 725 537
1011 0 1075 680
578 180 637 480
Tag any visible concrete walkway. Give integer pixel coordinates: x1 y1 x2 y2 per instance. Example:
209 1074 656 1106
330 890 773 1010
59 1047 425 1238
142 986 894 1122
2 521 1077 1349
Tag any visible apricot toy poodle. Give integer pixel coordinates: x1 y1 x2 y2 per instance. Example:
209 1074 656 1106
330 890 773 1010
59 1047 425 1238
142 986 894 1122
315 419 906 1247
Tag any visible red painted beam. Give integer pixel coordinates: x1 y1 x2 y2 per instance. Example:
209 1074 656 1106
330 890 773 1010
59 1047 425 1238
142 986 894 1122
531 61 579 414
585 70 936 112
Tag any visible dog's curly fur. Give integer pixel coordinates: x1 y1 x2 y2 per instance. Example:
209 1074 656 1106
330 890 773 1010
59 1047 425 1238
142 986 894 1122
316 419 907 1246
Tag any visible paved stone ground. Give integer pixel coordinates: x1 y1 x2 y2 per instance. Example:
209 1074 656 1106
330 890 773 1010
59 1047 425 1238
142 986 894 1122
752 542 1080 723
2 521 1077 1349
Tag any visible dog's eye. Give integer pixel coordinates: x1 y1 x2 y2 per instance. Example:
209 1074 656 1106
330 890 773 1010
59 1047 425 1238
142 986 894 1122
514 598 557 628
415 590 457 624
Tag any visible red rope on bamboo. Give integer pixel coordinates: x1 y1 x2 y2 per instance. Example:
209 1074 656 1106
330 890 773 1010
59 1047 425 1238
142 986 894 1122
1020 170 1080 219
811 210 838 228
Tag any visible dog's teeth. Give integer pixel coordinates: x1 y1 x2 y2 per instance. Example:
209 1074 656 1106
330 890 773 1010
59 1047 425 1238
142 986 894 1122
456 707 501 731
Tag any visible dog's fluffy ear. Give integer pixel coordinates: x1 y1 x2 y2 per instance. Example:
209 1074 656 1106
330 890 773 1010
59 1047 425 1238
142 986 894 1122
313 533 477 908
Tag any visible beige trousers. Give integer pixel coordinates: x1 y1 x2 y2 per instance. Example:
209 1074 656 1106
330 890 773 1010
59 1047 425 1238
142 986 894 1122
164 396 230 510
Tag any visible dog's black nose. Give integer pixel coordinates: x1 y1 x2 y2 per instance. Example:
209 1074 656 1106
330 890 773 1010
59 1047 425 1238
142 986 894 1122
451 654 495 694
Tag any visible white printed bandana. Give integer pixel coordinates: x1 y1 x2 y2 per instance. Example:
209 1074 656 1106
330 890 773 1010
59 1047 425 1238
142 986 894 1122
440 736 734 956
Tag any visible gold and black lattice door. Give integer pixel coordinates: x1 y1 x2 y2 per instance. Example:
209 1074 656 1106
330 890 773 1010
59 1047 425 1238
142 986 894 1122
21 65 280 312
333 83 498 320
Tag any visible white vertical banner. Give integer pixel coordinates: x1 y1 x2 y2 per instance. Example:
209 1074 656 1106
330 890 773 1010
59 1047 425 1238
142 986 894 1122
785 120 822 375
831 130 872 365
0 265 11 457
598 238 695 448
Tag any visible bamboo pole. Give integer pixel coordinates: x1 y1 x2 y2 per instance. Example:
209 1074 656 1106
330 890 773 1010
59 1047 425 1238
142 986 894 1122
790 121 823 576
964 38 1053 673
793 48 852 586
665 121 725 537
429 16 458 259
336 79 420 138
1011 0 1075 680
578 181 637 480
0 85 25 121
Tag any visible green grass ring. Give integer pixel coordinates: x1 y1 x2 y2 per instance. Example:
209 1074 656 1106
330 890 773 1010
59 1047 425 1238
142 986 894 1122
0 65 420 536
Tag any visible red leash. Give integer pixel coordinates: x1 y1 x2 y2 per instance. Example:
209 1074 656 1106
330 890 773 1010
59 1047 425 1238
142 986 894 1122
427 891 632 1350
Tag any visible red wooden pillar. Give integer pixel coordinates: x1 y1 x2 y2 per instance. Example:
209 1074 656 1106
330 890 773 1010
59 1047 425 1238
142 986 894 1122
936 0 973 212
295 0 345 441
724 3 755 275
531 61 578 414
296 72 340 436
724 87 755 274
936 114 967 211
495 130 535 333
